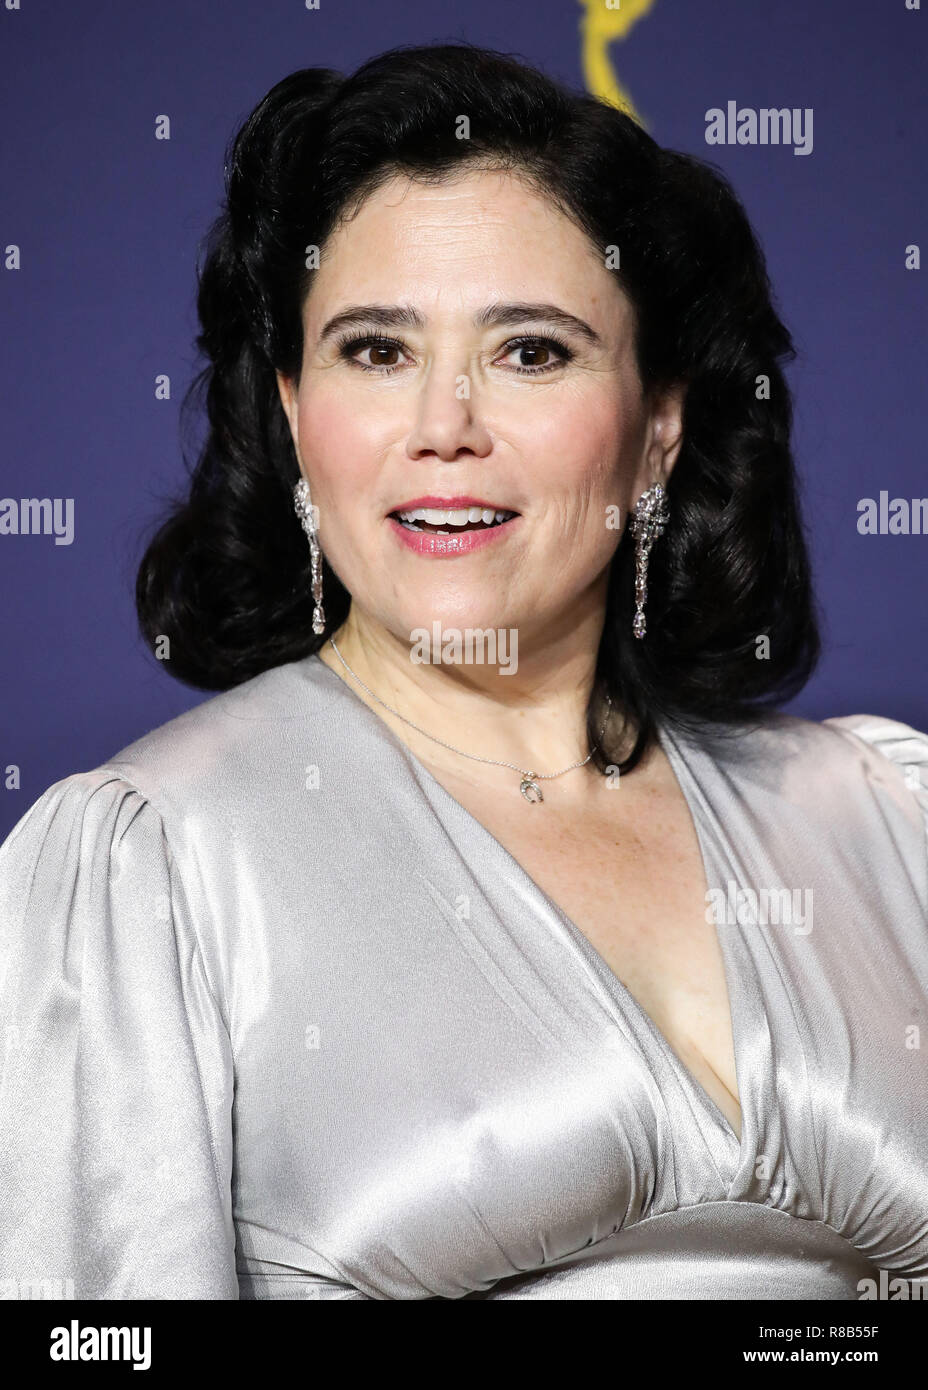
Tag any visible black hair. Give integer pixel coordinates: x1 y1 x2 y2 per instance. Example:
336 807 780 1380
135 40 820 775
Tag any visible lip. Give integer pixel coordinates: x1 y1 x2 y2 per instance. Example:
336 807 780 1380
387 513 521 556
387 495 520 515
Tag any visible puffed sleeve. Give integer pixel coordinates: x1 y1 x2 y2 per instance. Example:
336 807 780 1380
825 712 928 843
0 770 237 1299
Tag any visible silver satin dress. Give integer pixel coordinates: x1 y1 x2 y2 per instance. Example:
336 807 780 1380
1 653 926 1300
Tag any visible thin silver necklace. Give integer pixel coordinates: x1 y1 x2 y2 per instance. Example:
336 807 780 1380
327 635 610 804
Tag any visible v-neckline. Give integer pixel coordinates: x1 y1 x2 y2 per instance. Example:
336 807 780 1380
307 653 748 1175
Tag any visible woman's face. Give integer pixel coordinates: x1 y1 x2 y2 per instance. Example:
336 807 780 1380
278 167 683 649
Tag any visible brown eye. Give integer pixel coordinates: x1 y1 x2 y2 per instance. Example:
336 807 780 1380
499 335 573 375
517 344 551 367
366 344 401 367
337 335 408 374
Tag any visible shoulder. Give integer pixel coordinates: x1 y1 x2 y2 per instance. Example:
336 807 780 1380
821 711 928 781
1 767 156 870
0 768 175 956
685 708 928 842
87 654 348 822
820 711 928 835
691 706 927 776
1 655 351 885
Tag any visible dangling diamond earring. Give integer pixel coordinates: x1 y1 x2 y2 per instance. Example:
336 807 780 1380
628 482 669 639
293 478 326 636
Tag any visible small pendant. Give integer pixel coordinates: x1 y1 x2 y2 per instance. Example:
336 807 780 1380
519 773 544 804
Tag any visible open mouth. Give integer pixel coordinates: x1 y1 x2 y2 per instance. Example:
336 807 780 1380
390 506 518 535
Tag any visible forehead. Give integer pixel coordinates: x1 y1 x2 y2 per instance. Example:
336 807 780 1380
303 168 629 331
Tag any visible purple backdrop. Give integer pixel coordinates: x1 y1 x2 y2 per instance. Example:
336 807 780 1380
1 0 925 837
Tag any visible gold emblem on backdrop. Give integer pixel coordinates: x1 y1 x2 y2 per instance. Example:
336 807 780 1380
579 0 656 128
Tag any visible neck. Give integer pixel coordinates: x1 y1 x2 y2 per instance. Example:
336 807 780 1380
316 605 628 795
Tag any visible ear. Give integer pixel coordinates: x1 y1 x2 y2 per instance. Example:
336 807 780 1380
638 380 687 493
276 370 299 450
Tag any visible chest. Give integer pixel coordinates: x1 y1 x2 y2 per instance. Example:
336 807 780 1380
424 765 743 1138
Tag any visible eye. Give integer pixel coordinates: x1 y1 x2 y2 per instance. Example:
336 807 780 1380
336 334 410 374
496 335 574 375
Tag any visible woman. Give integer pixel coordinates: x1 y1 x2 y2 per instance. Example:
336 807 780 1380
1 42 925 1301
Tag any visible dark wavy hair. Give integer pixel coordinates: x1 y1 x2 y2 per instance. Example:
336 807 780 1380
135 40 820 775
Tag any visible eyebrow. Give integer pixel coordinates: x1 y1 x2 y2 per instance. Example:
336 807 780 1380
316 302 603 347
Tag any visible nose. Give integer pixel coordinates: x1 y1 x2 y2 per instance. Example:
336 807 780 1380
404 362 494 463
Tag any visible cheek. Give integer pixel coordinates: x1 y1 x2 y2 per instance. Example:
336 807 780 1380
296 391 380 502
529 394 630 502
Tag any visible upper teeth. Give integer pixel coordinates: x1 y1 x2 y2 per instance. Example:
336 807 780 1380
395 507 514 525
